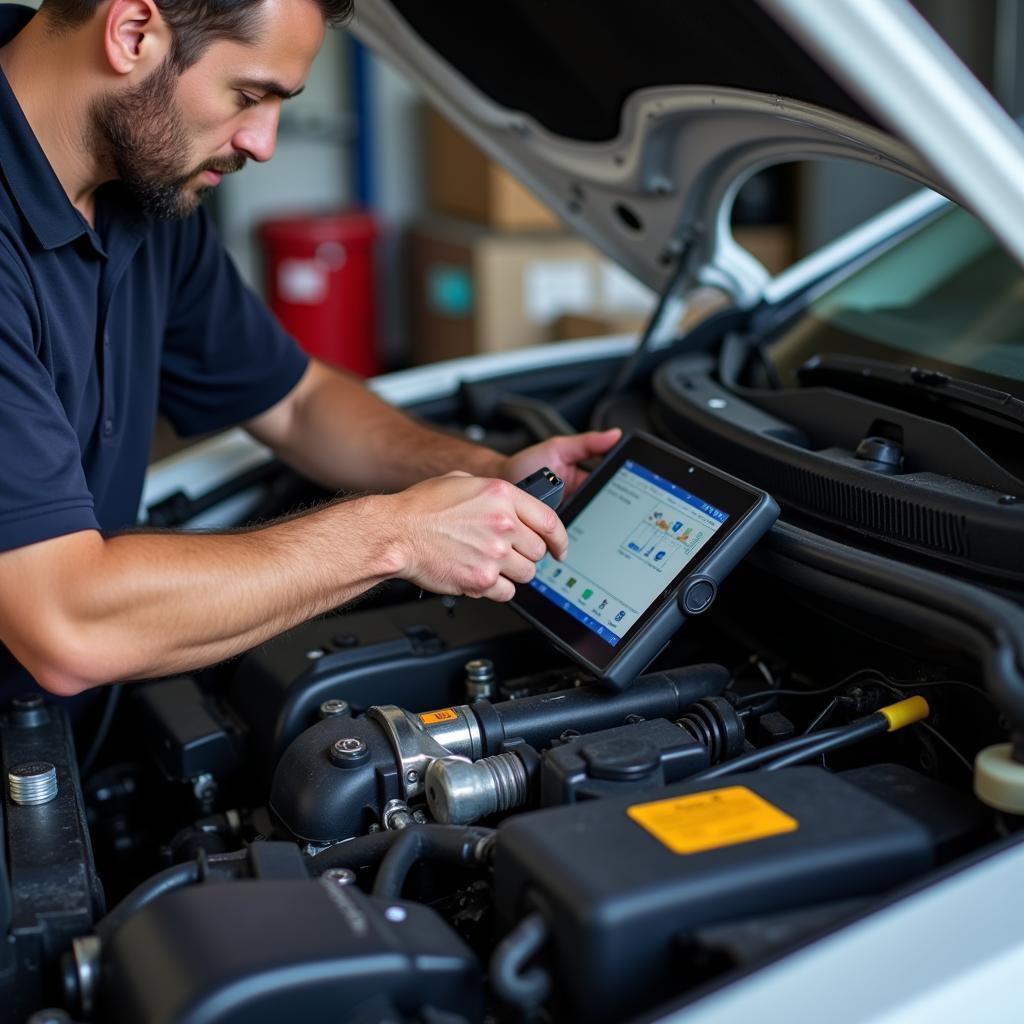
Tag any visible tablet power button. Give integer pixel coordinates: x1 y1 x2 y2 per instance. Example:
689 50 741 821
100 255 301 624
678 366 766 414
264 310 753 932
682 577 717 614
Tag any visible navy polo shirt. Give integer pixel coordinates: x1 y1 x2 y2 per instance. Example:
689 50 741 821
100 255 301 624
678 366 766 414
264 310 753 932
0 4 309 700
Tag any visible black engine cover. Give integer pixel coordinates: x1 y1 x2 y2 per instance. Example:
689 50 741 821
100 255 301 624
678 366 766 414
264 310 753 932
99 879 481 1024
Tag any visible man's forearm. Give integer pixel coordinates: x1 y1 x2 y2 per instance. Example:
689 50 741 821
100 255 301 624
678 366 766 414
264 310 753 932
1 456 572 697
6 495 401 694
247 360 503 492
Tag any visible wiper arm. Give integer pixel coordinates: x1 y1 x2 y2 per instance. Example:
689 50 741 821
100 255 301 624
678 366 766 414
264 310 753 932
797 354 1024 432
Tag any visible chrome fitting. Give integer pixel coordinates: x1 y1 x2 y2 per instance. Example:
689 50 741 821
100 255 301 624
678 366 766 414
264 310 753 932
8 761 58 806
425 752 528 825
368 704 482 801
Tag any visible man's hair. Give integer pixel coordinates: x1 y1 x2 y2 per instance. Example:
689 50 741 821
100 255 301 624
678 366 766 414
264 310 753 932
41 0 354 71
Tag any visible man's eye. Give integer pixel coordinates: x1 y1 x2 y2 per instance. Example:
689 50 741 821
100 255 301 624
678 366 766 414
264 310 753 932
237 92 260 109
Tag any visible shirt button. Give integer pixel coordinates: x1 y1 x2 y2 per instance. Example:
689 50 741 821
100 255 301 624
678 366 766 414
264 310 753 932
103 419 114 436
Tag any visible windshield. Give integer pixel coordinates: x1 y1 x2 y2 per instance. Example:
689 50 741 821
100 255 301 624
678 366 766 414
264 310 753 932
768 205 1024 392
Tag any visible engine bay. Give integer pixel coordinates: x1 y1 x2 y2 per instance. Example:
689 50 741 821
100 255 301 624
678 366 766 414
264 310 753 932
2 552 1010 1023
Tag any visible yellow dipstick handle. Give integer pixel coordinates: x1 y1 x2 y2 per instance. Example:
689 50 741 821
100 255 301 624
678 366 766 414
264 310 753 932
879 696 929 732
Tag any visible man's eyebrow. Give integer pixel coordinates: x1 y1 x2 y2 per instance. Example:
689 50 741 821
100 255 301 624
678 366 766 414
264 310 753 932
235 78 305 100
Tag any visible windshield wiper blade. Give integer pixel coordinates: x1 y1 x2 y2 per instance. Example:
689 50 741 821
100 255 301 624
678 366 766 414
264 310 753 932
797 354 1024 432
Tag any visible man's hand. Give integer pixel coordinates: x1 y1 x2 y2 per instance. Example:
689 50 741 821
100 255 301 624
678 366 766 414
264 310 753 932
498 428 622 498
383 472 569 602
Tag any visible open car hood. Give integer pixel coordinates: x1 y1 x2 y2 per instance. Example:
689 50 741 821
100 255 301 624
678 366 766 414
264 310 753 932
350 0 1024 309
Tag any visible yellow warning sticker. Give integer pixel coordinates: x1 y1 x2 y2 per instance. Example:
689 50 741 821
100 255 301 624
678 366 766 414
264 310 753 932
627 786 798 855
419 708 459 725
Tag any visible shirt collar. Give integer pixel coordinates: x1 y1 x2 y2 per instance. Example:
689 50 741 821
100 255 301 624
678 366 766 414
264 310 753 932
0 4 146 253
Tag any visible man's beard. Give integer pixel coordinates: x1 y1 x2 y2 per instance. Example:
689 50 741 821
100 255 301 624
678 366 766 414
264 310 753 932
89 60 246 221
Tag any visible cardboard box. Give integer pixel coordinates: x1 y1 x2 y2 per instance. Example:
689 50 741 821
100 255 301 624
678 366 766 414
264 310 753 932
426 108 561 231
408 216 605 363
407 216 794 364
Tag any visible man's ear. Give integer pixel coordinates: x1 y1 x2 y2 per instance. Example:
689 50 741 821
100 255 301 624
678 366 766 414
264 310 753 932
103 0 172 77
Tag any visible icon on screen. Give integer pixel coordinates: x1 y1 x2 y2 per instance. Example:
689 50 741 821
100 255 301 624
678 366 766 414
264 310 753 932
552 567 563 579
598 599 608 611
672 521 683 533
654 550 667 562
582 588 594 600
614 610 626 623
567 577 577 588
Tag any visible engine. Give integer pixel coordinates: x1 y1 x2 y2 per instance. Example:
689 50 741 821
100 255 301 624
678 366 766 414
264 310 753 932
0 590 1004 1023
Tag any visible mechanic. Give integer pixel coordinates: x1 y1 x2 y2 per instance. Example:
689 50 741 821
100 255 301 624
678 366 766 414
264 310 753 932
0 0 621 704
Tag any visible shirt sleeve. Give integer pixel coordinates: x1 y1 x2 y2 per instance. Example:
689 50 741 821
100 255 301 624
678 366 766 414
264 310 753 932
158 208 309 437
0 240 100 553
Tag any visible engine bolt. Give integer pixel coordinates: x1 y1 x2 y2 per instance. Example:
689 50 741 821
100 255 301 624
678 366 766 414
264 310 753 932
323 867 357 886
8 761 58 806
319 698 350 718
330 737 369 767
382 799 415 831
465 658 498 703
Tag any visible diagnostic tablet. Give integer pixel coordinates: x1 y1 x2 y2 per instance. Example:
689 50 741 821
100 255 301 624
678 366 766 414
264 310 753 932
511 432 778 689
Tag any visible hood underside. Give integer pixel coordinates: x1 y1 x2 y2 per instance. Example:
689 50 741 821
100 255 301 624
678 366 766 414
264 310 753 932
390 0 877 144
351 0 1024 308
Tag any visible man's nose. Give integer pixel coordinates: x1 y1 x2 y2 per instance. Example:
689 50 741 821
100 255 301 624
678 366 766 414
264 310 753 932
232 105 280 163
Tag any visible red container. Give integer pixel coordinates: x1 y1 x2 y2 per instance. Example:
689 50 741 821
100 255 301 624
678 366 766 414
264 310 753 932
259 211 379 377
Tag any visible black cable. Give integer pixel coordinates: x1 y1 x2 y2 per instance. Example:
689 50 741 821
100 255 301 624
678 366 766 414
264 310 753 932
736 669 993 708
490 912 552 1017
871 675 996 705
803 696 840 736
735 668 881 706
79 683 122 779
867 675 978 772
917 721 974 773
371 824 493 900
738 684 851 702
761 717 886 772
99 851 245 934
728 666 980 778
602 245 693 401
105 861 200 931
692 726 850 782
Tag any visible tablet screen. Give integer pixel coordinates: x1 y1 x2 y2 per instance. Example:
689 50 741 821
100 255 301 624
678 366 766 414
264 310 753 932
511 432 769 679
528 459 729 646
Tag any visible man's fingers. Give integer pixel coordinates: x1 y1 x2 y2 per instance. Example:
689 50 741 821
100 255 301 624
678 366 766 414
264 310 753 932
510 522 548 563
549 427 622 466
501 550 538 586
511 488 568 559
481 576 517 603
